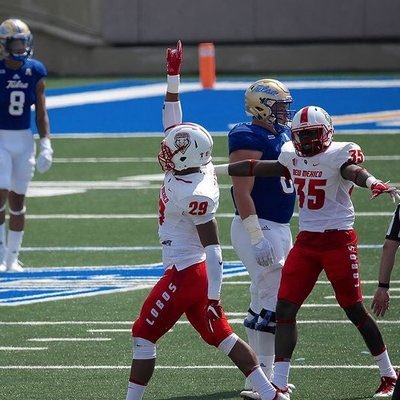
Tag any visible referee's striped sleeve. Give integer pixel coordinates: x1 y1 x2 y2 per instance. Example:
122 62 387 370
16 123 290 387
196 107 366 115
386 204 400 242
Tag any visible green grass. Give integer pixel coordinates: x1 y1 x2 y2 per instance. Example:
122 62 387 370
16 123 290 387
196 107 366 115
0 133 399 400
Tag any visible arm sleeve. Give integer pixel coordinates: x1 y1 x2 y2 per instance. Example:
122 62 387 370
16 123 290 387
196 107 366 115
205 244 223 299
162 101 182 132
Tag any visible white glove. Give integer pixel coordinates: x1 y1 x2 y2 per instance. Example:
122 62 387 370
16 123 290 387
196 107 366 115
36 137 53 173
251 237 276 267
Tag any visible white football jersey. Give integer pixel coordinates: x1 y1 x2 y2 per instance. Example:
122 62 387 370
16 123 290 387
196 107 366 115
158 163 219 270
279 141 365 232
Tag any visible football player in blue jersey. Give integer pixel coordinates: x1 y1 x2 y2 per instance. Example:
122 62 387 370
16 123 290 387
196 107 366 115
0 18 53 272
228 79 296 397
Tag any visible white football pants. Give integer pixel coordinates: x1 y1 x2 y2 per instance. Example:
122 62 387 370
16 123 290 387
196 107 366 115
231 215 293 312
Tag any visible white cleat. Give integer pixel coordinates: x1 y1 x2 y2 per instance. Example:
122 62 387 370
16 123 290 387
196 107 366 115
6 261 24 272
240 390 289 400
0 263 6 272
287 383 296 394
240 390 261 400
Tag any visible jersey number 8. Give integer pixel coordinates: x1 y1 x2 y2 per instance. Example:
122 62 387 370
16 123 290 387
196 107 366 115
9 91 25 116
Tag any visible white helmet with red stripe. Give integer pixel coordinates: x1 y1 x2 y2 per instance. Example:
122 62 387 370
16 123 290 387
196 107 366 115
291 106 334 157
158 123 213 171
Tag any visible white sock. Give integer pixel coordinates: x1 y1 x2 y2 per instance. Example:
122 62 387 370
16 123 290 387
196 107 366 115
5 230 23 267
126 380 146 400
257 331 275 380
244 325 258 389
0 223 6 263
374 350 396 378
248 366 276 400
273 361 290 390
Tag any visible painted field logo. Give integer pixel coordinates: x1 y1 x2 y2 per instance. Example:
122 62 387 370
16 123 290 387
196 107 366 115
0 262 246 306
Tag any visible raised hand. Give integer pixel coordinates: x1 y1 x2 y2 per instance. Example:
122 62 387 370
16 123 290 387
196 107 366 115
166 40 183 75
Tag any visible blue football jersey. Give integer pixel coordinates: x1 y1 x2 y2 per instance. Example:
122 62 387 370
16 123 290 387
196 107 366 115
228 122 296 223
0 58 47 130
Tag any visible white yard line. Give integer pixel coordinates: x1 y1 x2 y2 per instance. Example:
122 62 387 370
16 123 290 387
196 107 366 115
87 329 131 333
27 338 112 342
0 347 48 351
0 364 396 370
1 317 399 326
18 244 384 251
23 211 396 219
51 155 400 163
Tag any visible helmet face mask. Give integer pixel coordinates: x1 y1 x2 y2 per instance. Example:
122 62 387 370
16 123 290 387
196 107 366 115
245 79 294 133
0 19 33 62
158 123 213 172
291 106 334 157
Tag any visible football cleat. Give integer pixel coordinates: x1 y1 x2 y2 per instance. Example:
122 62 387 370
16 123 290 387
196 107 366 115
0 263 6 272
240 390 289 400
6 260 24 272
373 373 398 397
287 383 296 394
240 390 260 400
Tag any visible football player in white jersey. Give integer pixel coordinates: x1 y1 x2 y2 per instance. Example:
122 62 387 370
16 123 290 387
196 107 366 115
0 18 53 272
125 41 288 400
215 105 400 398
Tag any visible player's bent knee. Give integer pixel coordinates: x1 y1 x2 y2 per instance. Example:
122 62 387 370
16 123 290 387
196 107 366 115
132 337 156 360
217 333 239 355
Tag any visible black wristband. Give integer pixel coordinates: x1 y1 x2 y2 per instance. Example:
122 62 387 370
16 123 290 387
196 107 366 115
378 282 390 289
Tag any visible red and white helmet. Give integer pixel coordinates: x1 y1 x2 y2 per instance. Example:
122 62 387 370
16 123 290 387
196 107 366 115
291 106 334 157
158 123 213 171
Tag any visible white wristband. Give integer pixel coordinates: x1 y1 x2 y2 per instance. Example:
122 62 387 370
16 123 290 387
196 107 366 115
366 176 378 188
40 137 52 151
213 164 229 175
242 214 264 245
167 74 180 94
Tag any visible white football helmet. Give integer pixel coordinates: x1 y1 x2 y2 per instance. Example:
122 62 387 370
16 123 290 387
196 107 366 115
245 78 294 133
291 106 334 157
0 18 33 61
158 123 213 171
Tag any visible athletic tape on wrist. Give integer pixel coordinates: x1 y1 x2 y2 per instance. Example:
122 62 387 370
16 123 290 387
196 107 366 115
167 74 180 94
366 176 378 188
242 214 264 244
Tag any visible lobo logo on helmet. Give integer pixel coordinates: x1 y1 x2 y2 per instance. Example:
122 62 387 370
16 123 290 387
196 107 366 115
174 131 191 153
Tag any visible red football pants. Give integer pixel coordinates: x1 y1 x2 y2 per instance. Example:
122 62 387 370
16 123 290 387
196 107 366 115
278 229 363 308
132 261 233 346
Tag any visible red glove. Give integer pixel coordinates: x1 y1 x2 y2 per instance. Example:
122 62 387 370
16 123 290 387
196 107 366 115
370 181 400 202
166 40 183 75
206 299 223 333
